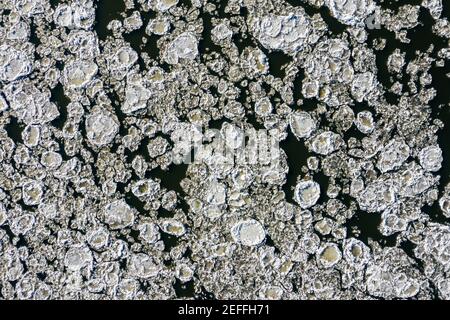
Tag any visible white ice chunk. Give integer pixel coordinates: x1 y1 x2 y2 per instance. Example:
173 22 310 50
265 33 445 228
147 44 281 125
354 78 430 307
231 219 266 246
294 180 321 209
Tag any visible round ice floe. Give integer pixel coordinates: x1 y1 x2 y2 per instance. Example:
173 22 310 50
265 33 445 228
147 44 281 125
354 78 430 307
117 279 138 299
310 131 340 155
307 156 319 171
175 263 194 283
38 202 58 219
85 108 119 146
159 219 186 236
132 179 160 198
72 3 96 29
418 145 442 172
104 200 135 229
22 125 40 147
164 32 198 65
231 166 254 190
112 46 138 69
40 151 62 170
355 111 374 134
294 180 320 209
343 238 370 269
11 214 35 235
289 111 316 139
124 11 143 32
325 0 376 26
302 79 319 98
108 46 138 80
332 105 355 132
317 242 342 268
254 97 272 116
22 180 43 206
231 219 266 246
88 228 109 250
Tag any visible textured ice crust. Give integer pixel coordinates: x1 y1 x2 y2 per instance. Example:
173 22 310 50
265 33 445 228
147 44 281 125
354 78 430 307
0 0 449 301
